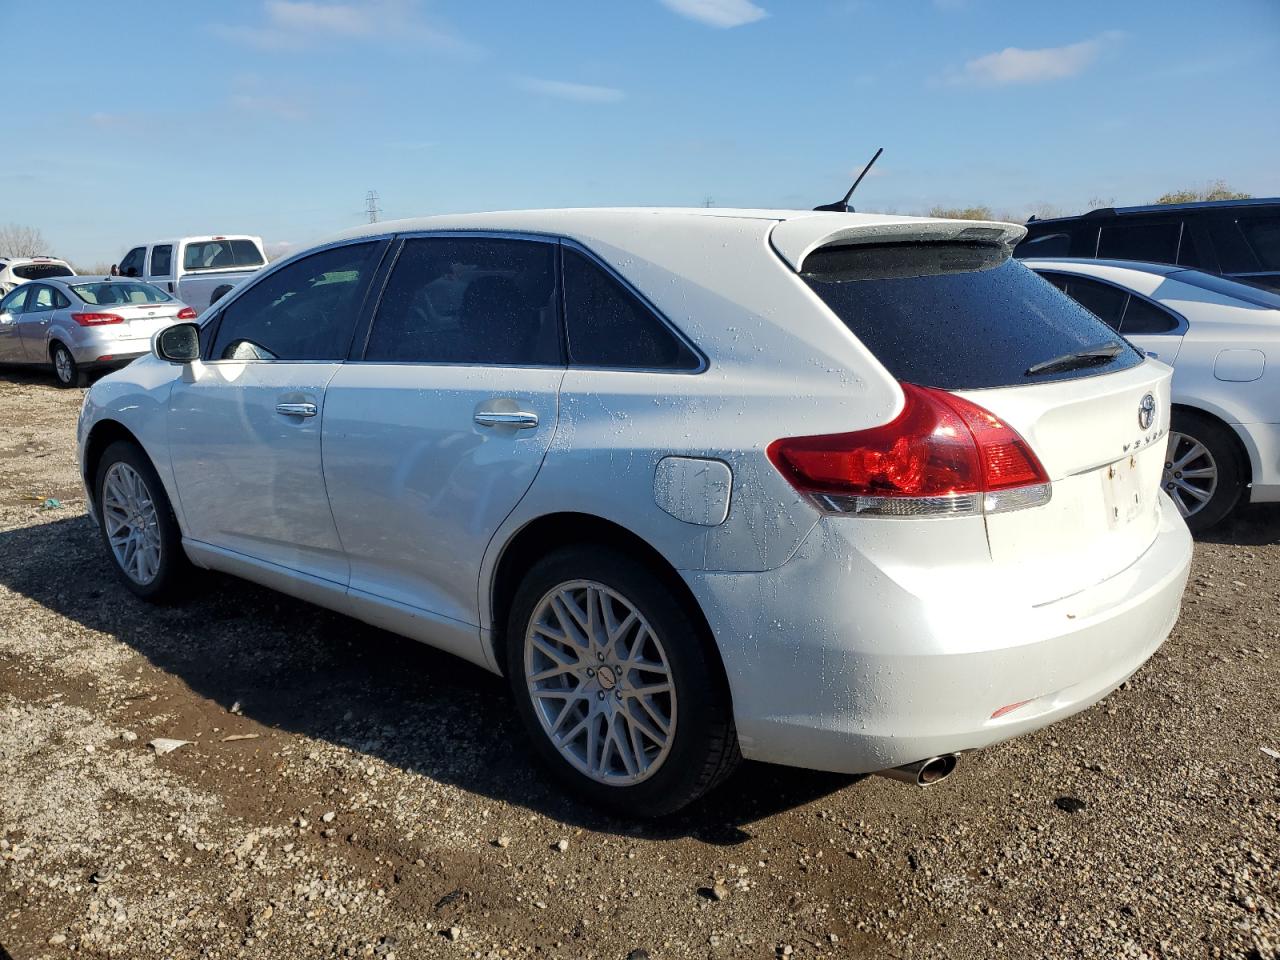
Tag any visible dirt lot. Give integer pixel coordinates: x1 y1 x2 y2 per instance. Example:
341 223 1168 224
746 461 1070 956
0 369 1277 960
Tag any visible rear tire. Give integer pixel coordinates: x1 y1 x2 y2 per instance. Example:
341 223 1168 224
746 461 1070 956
209 285 233 307
51 342 86 388
505 546 740 817
94 440 190 602
1165 410 1244 534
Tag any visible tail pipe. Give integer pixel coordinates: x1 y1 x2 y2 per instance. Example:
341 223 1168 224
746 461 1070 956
873 753 960 787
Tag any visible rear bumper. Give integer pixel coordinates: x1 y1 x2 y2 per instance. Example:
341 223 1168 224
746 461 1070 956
683 492 1193 775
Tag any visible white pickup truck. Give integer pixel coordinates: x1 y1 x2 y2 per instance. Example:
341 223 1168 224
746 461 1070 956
114 235 267 313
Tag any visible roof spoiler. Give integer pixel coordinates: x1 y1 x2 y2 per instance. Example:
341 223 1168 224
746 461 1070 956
769 216 1027 272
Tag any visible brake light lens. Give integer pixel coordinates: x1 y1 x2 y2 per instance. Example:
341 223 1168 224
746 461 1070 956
768 383 1051 517
71 312 124 326
176 307 197 320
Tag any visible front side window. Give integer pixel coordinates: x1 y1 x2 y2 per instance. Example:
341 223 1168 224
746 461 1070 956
1097 222 1181 264
0 286 29 314
210 242 381 361
119 247 146 277
363 237 559 365
562 248 699 369
72 281 172 306
150 244 173 277
183 239 265 272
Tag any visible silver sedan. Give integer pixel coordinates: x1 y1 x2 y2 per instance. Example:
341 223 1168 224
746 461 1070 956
0 277 194 386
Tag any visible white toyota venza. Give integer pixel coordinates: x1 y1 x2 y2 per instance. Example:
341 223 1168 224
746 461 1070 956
78 209 1193 815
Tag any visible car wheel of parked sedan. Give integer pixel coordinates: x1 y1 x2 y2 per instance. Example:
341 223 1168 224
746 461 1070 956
94 441 190 602
1165 410 1244 533
51 342 86 388
506 547 740 816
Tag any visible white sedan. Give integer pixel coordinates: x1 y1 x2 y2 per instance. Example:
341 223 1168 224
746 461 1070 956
1026 258 1280 532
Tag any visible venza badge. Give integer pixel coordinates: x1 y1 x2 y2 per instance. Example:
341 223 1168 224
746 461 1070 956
1138 393 1156 431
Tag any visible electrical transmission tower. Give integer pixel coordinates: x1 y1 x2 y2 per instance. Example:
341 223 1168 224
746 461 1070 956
364 190 382 224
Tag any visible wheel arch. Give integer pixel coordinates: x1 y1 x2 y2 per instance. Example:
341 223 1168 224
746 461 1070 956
1171 401 1254 492
82 419 145 508
486 512 727 687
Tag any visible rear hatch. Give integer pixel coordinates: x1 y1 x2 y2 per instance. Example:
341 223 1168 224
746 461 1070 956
795 238 1170 605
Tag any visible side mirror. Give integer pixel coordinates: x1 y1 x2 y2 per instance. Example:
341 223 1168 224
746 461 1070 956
153 322 201 364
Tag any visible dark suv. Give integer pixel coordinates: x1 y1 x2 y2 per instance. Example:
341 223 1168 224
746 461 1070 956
1013 198 1280 293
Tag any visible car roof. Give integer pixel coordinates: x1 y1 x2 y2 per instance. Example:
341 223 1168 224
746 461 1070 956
328 207 1028 271
1024 257 1280 309
1026 196 1279 227
0 256 71 265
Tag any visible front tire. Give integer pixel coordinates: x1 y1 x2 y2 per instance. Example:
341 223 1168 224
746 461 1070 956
94 441 190 602
51 342 86 388
1165 410 1245 534
506 547 740 817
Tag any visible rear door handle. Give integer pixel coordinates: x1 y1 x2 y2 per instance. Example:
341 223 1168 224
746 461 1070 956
276 402 317 418
474 410 539 429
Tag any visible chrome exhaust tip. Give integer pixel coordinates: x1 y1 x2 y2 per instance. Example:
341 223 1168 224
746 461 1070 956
873 753 960 787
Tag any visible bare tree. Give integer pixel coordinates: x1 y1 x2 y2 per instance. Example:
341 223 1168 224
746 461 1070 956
0 223 47 258
1155 180 1251 204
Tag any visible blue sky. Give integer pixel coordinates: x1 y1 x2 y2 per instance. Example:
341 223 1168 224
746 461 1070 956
6 0 1278 266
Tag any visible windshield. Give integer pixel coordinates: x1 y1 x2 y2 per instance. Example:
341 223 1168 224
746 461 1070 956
800 242 1143 390
182 239 264 272
13 263 73 280
71 281 173 305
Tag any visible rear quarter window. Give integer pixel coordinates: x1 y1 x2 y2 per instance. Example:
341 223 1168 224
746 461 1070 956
800 243 1142 390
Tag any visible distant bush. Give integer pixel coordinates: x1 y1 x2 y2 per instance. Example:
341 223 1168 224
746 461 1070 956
1155 180 1251 204
0 223 46 258
928 205 994 220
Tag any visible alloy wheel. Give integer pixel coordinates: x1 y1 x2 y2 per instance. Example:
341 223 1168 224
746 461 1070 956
1163 431 1218 519
523 580 677 786
101 462 163 585
54 348 73 385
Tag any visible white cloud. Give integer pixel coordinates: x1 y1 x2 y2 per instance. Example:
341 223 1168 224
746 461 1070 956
517 77 625 104
957 31 1122 85
658 0 767 28
216 0 477 55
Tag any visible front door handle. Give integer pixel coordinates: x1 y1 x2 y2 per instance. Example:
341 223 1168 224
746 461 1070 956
276 402 318 418
474 410 538 429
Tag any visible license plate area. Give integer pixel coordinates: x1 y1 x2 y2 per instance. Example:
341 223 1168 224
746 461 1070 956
1102 454 1144 529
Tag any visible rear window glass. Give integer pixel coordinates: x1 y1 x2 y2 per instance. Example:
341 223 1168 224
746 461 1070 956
72 281 172 305
183 239 264 271
800 243 1142 390
12 262 73 280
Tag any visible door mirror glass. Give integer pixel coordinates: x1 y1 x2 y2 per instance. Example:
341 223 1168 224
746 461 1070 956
154 322 201 363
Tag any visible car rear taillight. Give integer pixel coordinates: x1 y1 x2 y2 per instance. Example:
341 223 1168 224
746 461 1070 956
71 312 124 326
176 307 197 320
767 383 1051 517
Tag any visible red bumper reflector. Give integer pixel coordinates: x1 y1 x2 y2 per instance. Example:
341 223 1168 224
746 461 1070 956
990 699 1034 720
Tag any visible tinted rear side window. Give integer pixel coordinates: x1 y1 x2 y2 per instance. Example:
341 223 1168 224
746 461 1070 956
1236 216 1280 271
563 248 699 369
150 244 173 276
364 237 560 365
801 243 1141 390
1097 222 1180 263
1121 296 1180 335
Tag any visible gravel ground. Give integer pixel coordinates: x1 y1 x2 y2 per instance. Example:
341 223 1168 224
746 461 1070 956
0 369 1277 960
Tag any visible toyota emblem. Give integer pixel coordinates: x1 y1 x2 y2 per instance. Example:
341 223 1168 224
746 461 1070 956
1138 393 1156 431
